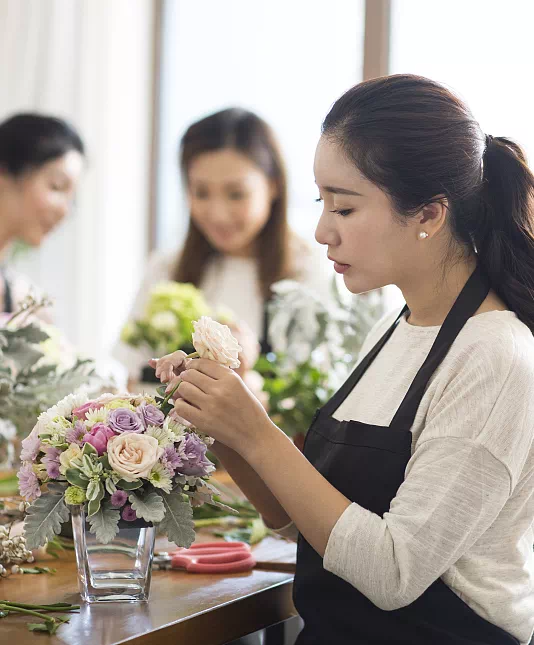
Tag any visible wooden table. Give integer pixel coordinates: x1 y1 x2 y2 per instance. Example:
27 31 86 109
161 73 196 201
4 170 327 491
0 535 297 644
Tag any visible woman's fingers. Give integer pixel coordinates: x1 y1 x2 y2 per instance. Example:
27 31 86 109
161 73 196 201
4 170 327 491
153 350 188 382
174 398 202 428
179 368 214 394
175 381 205 408
186 358 230 379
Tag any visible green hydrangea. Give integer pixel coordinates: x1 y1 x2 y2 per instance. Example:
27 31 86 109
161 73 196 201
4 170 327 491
64 486 87 505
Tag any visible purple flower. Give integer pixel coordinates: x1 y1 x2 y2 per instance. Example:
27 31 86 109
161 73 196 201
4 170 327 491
110 490 128 508
177 433 215 477
43 447 61 479
122 505 137 521
82 423 116 456
161 445 183 475
18 463 41 502
65 420 86 446
20 432 41 462
138 403 165 429
108 408 143 434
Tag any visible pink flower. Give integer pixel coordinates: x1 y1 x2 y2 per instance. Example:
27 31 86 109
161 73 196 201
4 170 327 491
111 490 128 508
82 423 116 456
43 447 61 479
18 463 41 502
72 401 104 420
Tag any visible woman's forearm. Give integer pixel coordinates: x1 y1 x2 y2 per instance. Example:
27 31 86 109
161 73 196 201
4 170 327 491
211 440 292 529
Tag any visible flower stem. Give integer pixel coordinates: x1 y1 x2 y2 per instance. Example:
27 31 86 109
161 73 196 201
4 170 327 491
160 351 199 413
0 604 57 622
0 601 80 612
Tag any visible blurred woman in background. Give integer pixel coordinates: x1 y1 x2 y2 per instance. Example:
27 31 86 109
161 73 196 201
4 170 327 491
0 113 85 314
114 107 332 383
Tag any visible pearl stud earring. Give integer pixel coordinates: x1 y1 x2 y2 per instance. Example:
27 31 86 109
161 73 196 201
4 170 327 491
418 231 429 240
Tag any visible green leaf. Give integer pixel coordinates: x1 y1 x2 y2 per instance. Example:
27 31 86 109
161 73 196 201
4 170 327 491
82 442 97 457
158 492 195 548
129 490 165 523
86 480 103 503
24 494 70 550
87 497 102 518
116 479 143 491
5 323 49 344
99 454 111 470
66 468 89 489
87 501 120 544
27 623 51 633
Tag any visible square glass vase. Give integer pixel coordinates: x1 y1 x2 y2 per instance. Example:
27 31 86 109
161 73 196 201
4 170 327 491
71 505 155 603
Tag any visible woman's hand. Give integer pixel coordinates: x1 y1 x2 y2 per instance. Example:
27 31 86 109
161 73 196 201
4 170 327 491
148 350 190 386
173 358 276 456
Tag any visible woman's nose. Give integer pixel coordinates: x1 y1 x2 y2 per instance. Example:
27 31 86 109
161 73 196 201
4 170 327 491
315 211 339 247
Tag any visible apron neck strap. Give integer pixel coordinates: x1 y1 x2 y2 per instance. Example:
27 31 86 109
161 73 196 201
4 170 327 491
390 265 490 430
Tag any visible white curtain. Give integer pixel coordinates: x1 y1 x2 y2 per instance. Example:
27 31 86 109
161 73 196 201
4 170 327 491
0 0 155 374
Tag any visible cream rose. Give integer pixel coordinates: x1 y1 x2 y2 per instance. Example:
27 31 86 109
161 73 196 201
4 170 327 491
192 316 242 369
107 433 163 481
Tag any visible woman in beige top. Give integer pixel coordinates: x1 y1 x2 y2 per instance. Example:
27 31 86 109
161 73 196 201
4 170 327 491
113 108 333 382
153 76 534 643
0 114 84 315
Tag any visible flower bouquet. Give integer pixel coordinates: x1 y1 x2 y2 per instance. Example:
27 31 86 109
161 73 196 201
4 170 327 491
257 279 384 448
0 295 103 470
18 316 242 603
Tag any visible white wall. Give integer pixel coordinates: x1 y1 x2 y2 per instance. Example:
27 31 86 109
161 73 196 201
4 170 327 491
0 0 154 365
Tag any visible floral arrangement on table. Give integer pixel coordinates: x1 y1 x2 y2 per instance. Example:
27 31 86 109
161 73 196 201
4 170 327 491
18 316 242 551
0 295 103 469
256 279 384 443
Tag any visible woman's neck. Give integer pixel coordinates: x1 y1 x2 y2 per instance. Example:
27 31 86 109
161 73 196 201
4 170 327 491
401 256 478 327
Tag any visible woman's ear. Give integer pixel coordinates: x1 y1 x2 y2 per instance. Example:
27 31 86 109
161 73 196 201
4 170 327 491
417 197 449 238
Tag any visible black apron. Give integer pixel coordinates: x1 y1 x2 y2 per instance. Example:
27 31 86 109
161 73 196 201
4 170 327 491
1 267 13 313
294 266 519 644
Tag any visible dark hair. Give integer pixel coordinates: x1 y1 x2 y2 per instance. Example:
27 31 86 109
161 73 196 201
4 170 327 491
323 74 534 332
0 113 84 177
174 107 297 299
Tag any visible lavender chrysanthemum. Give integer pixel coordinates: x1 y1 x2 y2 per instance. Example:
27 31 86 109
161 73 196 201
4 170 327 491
65 420 86 446
20 432 41 462
18 463 41 502
161 445 183 475
43 447 61 479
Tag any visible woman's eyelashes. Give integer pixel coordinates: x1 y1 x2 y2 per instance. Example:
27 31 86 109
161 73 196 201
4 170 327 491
316 197 353 217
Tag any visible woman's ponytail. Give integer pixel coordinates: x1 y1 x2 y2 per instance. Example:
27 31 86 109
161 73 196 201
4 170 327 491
471 136 534 332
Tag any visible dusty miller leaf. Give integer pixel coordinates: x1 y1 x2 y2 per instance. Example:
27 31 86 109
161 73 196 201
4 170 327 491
24 493 70 550
158 492 195 548
129 490 165 523
87 502 120 544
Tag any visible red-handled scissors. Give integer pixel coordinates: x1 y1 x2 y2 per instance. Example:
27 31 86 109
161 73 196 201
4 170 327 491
153 541 256 574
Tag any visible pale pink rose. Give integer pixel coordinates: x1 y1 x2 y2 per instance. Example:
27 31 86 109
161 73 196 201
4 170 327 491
72 401 104 420
192 316 242 369
107 433 163 481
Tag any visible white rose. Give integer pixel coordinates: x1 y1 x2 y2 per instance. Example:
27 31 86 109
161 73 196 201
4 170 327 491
107 433 163 481
192 316 242 369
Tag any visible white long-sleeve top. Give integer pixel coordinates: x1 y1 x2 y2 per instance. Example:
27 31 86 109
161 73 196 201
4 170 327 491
281 308 534 644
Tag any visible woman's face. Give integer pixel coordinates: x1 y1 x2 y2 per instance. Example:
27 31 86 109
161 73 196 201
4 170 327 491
187 148 275 256
314 136 424 294
1 150 84 247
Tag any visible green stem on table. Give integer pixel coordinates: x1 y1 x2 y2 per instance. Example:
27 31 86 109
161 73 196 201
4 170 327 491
0 601 80 613
160 351 199 414
193 517 250 528
0 604 58 622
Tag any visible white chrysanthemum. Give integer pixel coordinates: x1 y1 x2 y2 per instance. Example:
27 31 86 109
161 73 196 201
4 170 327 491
54 390 90 419
148 462 173 493
163 417 186 441
150 311 179 333
145 425 174 447
85 407 109 428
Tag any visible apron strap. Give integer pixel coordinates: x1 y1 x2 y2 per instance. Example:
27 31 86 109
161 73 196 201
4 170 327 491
1 267 13 314
390 265 490 431
260 299 272 355
321 304 408 418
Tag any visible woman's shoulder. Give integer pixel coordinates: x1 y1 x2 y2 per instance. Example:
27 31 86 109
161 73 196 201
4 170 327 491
143 248 180 282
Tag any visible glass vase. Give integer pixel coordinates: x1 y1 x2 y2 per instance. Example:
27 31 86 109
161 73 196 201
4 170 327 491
71 505 156 603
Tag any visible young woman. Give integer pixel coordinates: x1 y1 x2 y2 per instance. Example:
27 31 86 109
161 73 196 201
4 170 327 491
152 75 534 644
113 108 332 382
0 113 84 314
